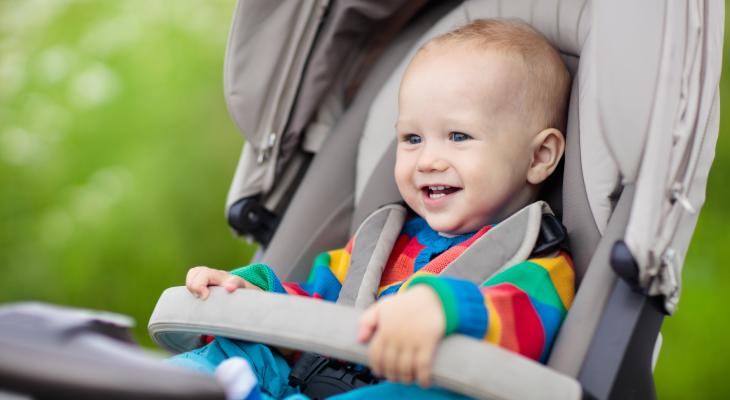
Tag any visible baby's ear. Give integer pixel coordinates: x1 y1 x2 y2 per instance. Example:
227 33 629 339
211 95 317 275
527 128 565 185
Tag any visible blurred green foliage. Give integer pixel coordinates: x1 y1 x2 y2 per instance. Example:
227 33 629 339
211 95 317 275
0 1 727 398
0 0 253 346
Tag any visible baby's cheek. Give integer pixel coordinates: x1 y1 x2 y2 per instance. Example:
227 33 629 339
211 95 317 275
394 177 420 210
393 166 411 193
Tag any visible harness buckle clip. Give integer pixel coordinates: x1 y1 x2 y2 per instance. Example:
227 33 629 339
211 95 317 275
531 213 568 257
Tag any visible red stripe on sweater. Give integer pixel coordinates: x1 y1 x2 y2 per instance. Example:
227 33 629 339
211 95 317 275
462 225 492 246
344 236 355 254
282 283 311 297
379 235 424 287
486 283 544 360
487 284 518 352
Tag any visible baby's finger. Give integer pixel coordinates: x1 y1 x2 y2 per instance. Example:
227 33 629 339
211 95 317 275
396 346 415 384
185 267 198 285
186 267 210 298
357 306 379 343
221 275 251 292
382 342 400 382
198 285 210 300
368 333 384 377
185 266 206 291
189 271 212 298
191 269 228 300
415 345 434 388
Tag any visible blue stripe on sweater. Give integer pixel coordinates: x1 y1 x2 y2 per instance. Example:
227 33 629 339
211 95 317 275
299 264 342 301
439 277 489 338
530 298 564 363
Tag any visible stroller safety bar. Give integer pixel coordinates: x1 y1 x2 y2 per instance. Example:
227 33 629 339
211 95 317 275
149 287 582 400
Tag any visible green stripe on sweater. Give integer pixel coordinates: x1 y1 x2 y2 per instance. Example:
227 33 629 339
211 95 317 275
230 263 275 291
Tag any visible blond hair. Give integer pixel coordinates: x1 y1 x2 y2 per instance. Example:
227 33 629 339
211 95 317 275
423 19 571 132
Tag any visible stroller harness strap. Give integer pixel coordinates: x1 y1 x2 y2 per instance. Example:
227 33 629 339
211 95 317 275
338 204 407 309
337 201 560 309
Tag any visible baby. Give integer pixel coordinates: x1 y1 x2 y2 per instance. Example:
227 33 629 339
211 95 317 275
172 18 573 400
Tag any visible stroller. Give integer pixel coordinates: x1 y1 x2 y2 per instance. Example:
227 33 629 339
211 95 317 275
0 0 723 399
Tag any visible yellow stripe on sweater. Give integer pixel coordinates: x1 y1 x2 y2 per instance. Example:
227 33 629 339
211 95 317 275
529 253 575 309
484 292 502 343
328 249 351 284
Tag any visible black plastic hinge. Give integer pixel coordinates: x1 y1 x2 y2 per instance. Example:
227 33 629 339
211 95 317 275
610 240 641 290
227 196 279 246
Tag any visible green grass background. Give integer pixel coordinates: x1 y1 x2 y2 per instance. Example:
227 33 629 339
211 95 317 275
0 1 727 398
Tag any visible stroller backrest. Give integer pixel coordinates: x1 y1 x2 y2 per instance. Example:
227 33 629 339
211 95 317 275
261 0 599 281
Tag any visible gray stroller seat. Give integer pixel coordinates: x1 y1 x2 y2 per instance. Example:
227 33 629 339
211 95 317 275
0 0 722 399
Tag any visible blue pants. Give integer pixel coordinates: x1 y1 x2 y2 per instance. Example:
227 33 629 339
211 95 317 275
167 337 469 400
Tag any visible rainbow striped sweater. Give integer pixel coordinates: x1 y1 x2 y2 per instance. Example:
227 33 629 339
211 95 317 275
231 216 574 363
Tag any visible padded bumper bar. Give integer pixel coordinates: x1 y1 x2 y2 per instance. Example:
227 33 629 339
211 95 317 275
149 287 582 400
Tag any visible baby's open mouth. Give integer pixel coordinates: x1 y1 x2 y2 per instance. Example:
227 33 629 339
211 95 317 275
422 185 461 199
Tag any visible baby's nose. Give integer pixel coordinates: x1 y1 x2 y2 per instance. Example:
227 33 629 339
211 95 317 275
416 148 449 172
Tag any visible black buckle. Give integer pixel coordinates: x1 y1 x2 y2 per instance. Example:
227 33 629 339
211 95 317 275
532 213 568 257
288 353 379 399
288 353 332 389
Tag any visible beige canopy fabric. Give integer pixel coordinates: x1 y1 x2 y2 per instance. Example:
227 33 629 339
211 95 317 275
224 0 329 205
224 0 426 211
595 0 723 313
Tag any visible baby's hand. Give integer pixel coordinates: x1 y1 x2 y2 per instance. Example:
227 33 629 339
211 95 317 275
185 266 261 300
357 286 445 387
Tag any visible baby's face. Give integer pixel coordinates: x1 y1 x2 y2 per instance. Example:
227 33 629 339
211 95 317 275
395 44 536 235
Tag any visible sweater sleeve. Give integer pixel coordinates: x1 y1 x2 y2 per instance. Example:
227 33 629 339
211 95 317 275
406 251 575 363
229 236 355 302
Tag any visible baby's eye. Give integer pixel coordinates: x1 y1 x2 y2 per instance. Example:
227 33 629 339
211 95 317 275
401 134 422 145
449 131 472 142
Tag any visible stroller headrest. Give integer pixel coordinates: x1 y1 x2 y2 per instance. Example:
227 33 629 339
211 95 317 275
354 0 600 280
